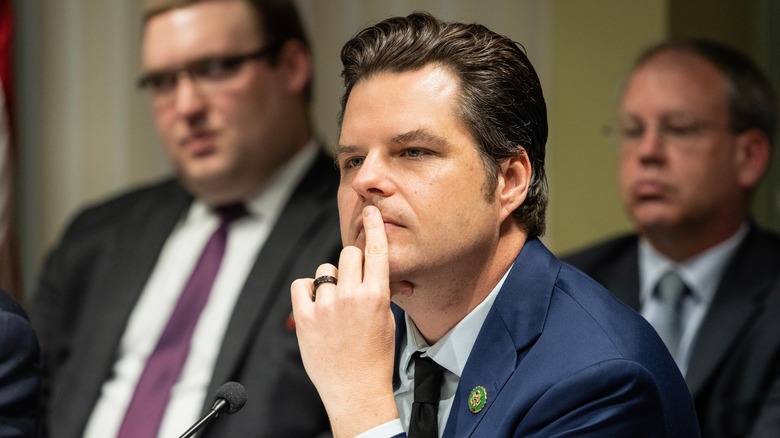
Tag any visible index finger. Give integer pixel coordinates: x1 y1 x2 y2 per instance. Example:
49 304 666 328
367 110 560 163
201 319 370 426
361 205 389 293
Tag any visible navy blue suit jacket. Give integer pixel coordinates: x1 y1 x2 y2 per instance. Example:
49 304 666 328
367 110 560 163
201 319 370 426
0 289 41 437
563 225 780 437
393 239 699 437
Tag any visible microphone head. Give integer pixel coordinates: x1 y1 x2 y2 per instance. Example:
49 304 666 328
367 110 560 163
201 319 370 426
214 381 247 414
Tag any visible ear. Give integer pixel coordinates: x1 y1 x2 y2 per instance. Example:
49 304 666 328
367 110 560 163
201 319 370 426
496 147 532 222
734 128 770 189
277 39 312 96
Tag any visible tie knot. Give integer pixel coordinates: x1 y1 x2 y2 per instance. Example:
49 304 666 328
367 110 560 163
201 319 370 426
413 353 444 405
655 271 689 303
215 203 248 225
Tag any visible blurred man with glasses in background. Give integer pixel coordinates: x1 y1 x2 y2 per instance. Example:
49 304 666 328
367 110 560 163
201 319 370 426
32 1 339 436
564 38 780 437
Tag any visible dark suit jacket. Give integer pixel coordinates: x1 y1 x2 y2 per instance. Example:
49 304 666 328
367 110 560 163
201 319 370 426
32 151 342 437
392 239 700 437
0 288 41 437
563 225 780 438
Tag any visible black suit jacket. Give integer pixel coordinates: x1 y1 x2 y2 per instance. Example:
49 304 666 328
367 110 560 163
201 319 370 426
563 225 780 437
0 288 41 437
32 150 341 437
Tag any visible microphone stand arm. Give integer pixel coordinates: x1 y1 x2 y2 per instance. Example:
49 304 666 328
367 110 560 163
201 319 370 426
179 399 227 438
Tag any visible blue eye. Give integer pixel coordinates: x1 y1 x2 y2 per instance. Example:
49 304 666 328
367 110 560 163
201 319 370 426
343 156 364 169
403 148 430 159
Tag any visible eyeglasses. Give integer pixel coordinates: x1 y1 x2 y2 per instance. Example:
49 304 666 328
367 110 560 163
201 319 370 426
138 43 283 97
606 116 737 149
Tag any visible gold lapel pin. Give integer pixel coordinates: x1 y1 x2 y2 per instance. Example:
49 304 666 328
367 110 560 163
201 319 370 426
468 386 487 413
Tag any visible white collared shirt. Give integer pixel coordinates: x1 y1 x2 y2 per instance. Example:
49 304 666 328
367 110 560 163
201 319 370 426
83 141 319 438
639 223 748 375
357 268 510 438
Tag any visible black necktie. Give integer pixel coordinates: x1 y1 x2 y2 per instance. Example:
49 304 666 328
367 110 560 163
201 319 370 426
408 353 444 438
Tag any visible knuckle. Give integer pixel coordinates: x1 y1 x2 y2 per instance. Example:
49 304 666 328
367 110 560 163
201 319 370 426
340 245 362 258
291 278 310 291
364 241 387 256
316 263 336 273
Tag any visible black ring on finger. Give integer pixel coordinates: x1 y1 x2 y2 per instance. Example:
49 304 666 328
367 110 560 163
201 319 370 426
312 275 338 301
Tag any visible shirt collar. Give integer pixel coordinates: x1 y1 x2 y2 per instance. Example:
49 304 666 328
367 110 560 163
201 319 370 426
399 267 510 380
639 223 749 306
244 139 319 218
186 139 319 222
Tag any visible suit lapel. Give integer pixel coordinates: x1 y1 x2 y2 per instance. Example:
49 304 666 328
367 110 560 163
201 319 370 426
392 305 406 390
205 197 318 393
206 151 339 401
443 239 555 437
97 183 192 356
685 227 777 396
61 181 191 435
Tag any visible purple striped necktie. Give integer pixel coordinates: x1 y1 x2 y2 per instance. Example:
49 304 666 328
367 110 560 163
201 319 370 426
117 204 247 438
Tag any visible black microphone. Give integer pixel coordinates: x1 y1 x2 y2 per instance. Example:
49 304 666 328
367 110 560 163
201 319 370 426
179 381 247 438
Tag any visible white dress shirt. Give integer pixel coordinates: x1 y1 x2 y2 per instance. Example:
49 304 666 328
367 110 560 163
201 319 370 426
357 268 509 437
639 223 748 375
83 141 318 438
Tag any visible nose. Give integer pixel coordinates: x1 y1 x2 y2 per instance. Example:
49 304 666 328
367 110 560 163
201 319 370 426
626 125 666 164
350 153 396 200
173 74 207 116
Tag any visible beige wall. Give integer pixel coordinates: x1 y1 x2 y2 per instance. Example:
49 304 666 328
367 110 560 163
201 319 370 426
16 1 166 294
546 0 667 254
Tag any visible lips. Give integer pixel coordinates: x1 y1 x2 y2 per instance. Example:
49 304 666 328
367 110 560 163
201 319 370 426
182 130 217 156
631 179 670 201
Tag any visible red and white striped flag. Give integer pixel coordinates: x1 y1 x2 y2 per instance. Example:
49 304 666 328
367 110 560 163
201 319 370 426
0 0 22 299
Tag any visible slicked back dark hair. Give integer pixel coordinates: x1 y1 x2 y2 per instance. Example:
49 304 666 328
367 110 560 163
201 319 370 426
633 38 776 144
338 12 549 237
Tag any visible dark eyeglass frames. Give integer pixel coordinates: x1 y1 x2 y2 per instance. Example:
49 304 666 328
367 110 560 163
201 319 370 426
137 42 283 97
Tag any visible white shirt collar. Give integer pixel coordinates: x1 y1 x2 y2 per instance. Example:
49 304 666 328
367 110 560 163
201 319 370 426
399 268 510 381
639 223 749 306
245 139 320 218
186 139 319 222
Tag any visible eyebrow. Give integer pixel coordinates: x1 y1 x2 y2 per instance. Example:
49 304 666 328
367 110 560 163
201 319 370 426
391 128 450 148
333 145 357 164
144 52 217 71
336 128 449 153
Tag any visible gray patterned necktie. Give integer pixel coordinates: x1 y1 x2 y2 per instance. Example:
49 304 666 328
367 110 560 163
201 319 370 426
653 270 690 359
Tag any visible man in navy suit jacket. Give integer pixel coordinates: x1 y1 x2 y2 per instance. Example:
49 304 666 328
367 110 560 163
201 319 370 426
291 12 700 437
0 288 40 437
